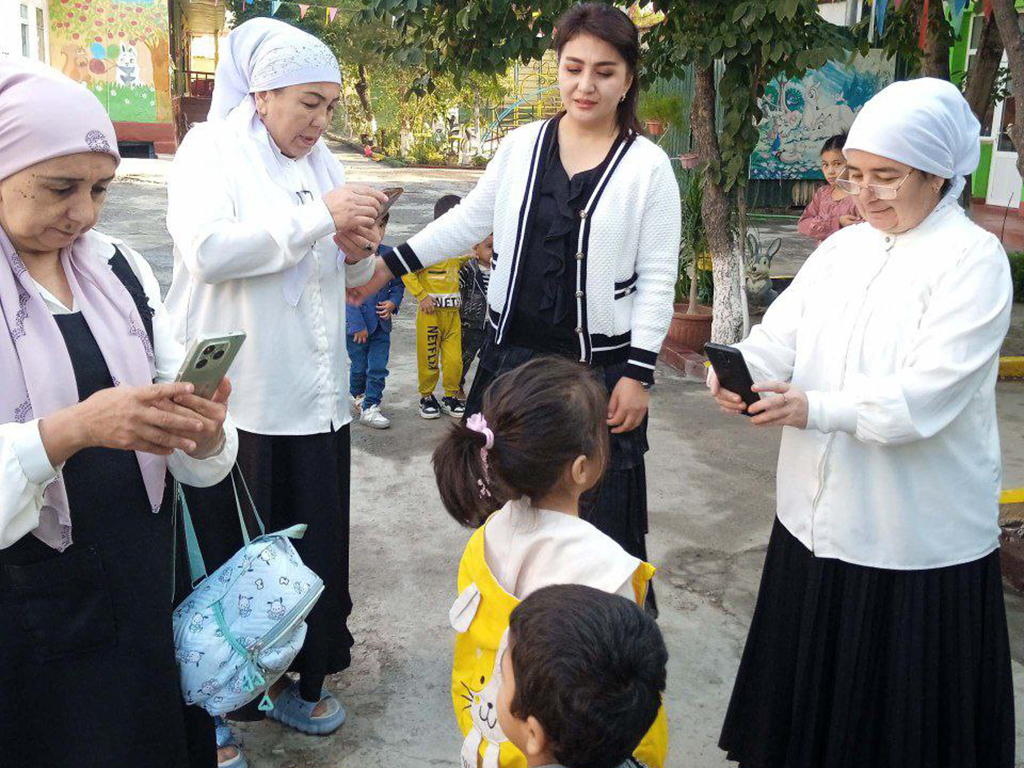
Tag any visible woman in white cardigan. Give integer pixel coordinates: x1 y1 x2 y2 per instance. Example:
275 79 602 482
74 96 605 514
0 61 237 767
711 79 1015 768
357 4 680 591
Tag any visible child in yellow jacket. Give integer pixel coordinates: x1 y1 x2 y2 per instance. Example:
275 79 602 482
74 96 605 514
433 358 668 768
404 194 468 419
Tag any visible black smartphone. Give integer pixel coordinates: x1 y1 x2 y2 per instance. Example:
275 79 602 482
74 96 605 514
704 342 760 416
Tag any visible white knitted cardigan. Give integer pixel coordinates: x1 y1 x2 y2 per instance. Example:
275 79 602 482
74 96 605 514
383 118 681 383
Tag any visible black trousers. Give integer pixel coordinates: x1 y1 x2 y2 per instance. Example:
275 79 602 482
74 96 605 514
180 426 353 714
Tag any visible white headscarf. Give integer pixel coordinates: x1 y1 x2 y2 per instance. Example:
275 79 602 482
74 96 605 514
209 18 344 305
844 77 980 205
209 17 341 121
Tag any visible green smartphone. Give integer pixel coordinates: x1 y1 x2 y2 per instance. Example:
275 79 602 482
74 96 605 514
174 331 247 399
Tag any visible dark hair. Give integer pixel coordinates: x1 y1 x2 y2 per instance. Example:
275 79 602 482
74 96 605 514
432 357 609 528
507 584 668 768
553 3 643 136
434 194 462 220
821 132 847 154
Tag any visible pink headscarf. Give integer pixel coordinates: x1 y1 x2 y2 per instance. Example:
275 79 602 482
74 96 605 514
0 60 164 552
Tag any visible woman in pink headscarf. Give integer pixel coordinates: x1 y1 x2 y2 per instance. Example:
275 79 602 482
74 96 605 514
0 61 238 767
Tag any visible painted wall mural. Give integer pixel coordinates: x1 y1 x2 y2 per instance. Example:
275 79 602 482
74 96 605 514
48 0 170 124
750 51 896 180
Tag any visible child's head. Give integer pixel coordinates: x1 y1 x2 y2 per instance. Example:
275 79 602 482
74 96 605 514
497 584 668 768
432 357 609 527
473 233 494 267
820 132 848 186
434 194 462 220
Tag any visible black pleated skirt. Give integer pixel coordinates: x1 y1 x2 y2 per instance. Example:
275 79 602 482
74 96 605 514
720 517 1015 768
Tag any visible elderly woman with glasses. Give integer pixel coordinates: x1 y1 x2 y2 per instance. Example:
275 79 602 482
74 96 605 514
711 79 1015 768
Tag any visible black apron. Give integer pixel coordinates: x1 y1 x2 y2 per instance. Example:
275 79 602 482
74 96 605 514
0 251 214 767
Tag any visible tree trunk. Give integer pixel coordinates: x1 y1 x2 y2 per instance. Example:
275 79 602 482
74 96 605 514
921 0 953 80
146 38 172 123
963 13 1004 123
354 64 375 125
991 0 1024 179
691 64 742 343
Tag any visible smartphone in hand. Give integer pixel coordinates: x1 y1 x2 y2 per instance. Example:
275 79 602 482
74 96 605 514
175 332 246 399
705 342 760 416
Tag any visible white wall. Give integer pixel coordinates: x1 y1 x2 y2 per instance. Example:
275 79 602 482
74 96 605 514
0 0 49 63
818 0 860 25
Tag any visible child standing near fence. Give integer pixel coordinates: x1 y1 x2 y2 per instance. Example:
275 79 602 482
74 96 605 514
433 357 667 768
797 133 861 242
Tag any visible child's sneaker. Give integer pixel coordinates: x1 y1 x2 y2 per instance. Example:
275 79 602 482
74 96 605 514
359 403 390 429
419 395 442 420
440 396 466 417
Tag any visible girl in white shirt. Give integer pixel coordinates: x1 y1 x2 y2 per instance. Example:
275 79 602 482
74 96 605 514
433 357 666 767
711 79 1014 768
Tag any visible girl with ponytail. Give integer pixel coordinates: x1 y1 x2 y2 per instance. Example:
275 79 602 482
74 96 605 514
433 356 668 768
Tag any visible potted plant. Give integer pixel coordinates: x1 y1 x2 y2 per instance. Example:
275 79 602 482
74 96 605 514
667 171 714 353
640 91 683 138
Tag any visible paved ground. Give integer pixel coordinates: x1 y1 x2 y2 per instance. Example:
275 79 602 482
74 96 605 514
101 148 1024 767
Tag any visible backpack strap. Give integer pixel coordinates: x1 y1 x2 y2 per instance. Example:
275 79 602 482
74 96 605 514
108 246 155 346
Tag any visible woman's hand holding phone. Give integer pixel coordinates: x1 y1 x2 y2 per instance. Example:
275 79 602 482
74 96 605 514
161 377 232 458
708 369 808 429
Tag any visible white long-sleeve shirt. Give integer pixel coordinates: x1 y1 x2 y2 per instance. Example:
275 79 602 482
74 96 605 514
0 232 238 550
736 200 1013 570
164 120 374 435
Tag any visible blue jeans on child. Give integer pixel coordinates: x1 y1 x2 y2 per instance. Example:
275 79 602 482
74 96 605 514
347 326 391 407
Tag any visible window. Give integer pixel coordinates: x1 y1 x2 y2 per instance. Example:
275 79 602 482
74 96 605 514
36 7 45 62
999 93 1016 153
20 5 30 58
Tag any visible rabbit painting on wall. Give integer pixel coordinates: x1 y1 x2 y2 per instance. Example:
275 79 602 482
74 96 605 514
116 43 140 87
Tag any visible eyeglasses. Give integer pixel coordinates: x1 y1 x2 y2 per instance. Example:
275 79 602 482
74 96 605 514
835 170 915 200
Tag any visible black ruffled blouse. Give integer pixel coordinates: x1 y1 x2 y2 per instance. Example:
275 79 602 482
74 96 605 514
505 121 618 355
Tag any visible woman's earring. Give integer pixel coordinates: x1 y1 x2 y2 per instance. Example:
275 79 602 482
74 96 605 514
620 93 627 103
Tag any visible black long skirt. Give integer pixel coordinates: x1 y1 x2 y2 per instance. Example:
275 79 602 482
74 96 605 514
720 517 1015 768
180 426 353 713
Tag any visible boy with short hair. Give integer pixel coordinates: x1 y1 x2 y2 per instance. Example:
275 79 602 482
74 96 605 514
496 584 668 768
346 212 404 429
404 194 468 419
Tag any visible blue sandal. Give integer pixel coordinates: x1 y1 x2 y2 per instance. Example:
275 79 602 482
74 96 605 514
214 717 248 768
266 682 347 735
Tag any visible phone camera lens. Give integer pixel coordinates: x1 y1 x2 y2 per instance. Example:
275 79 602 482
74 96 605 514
202 346 214 356
196 358 208 369
213 350 225 360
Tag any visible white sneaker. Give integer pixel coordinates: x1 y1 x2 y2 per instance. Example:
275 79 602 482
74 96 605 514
359 404 390 429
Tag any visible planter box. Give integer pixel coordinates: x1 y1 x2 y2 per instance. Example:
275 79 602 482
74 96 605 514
646 119 665 136
667 303 712 353
679 152 700 169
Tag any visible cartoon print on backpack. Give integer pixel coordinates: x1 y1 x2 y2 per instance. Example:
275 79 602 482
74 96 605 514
459 630 509 768
254 578 265 591
198 679 222 698
279 576 290 587
293 580 309 597
177 650 205 668
258 546 278 566
238 594 254 619
188 613 209 633
267 597 287 621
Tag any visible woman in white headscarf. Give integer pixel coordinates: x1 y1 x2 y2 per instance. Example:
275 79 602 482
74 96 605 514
710 78 1015 767
164 18 387 759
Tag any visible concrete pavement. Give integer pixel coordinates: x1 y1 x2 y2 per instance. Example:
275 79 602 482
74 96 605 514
99 148 1024 767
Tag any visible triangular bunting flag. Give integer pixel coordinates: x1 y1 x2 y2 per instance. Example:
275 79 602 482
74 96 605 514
270 0 281 15
298 3 308 17
329 7 339 22
950 0 968 31
875 0 889 37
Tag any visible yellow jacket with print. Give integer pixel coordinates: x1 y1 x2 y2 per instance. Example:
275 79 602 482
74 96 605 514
402 257 467 309
449 523 669 768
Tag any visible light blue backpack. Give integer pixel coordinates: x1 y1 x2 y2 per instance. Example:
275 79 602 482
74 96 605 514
172 473 324 716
